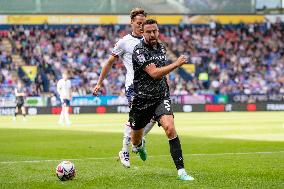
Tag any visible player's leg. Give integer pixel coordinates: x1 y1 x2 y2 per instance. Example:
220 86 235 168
131 128 144 146
13 106 19 121
117 87 133 167
131 127 147 161
21 106 27 121
118 122 131 168
143 118 156 136
133 118 155 154
156 99 194 181
64 104 71 126
58 101 65 125
129 108 151 161
122 122 131 152
159 115 194 181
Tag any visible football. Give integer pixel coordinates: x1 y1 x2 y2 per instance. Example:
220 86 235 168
56 161 76 181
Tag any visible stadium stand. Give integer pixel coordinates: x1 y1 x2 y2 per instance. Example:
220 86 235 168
1 20 284 98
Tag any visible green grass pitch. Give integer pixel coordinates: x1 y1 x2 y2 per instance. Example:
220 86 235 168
0 112 284 189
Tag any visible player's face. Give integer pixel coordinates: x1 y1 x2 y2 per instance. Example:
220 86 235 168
131 15 146 36
143 24 159 47
62 73 68 80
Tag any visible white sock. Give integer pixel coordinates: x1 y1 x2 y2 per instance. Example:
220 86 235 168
122 122 131 152
59 109 64 123
143 119 156 136
64 108 70 124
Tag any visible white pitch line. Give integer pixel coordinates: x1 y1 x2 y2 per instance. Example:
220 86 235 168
1 151 284 164
2 122 121 127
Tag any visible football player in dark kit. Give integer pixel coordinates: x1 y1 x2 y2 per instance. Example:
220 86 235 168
130 19 194 181
13 80 27 121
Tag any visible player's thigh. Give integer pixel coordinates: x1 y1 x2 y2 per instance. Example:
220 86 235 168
154 98 173 124
17 103 23 111
61 99 69 110
62 99 70 106
159 114 175 131
154 99 176 132
159 114 174 126
129 108 153 130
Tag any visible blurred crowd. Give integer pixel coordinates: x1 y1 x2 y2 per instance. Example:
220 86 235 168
161 19 284 95
0 36 15 97
1 20 284 98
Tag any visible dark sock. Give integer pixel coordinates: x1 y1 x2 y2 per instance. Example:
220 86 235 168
23 114 26 117
14 112 17 117
169 136 184 170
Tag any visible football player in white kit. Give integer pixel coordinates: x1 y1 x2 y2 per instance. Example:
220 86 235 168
92 7 156 168
57 71 72 126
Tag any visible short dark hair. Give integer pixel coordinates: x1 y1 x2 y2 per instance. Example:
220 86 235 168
130 7 147 20
143 19 158 28
144 19 157 25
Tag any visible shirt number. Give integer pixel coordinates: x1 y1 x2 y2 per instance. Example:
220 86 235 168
164 100 171 111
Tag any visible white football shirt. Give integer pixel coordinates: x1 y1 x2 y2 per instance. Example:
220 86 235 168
57 79 72 100
112 34 142 90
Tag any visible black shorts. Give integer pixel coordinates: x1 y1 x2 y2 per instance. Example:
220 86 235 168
129 97 173 130
61 99 70 106
16 102 24 108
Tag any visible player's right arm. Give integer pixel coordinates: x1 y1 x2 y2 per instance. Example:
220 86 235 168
56 80 62 96
92 55 116 96
93 39 124 96
14 88 19 96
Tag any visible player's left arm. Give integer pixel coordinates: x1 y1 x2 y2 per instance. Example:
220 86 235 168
69 81 72 100
144 55 188 79
133 44 188 80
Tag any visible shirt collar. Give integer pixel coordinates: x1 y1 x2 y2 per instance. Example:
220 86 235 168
130 33 143 39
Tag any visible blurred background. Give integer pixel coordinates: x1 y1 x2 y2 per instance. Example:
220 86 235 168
1 0 284 114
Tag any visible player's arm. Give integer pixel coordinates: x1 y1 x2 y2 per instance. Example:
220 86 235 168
14 88 19 96
144 55 188 80
92 55 116 96
93 39 124 96
56 81 62 95
69 82 72 100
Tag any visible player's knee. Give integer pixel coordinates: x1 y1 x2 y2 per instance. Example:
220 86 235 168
131 137 141 146
164 124 176 138
168 128 176 138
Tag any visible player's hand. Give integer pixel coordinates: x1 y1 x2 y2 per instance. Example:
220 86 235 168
176 55 188 67
92 84 101 96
